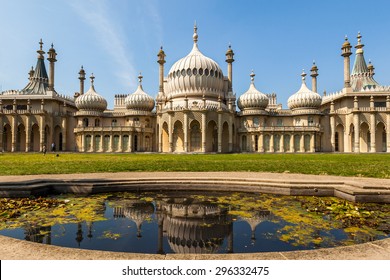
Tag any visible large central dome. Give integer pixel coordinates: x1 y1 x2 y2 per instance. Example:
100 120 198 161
165 25 225 101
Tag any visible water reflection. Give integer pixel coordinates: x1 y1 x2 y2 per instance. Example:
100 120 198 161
3 191 387 254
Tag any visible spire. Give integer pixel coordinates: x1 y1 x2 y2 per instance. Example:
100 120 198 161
138 72 144 90
351 32 379 91
21 39 49 94
193 21 198 44
355 31 364 54
301 70 307 83
90 73 95 86
37 39 45 59
250 70 255 84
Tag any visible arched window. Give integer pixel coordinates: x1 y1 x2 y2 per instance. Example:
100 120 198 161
111 119 117 127
83 118 89 127
95 119 100 127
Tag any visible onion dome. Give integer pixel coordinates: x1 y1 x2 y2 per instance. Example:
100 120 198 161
237 71 269 110
125 73 155 112
75 74 107 112
165 24 224 99
288 71 322 110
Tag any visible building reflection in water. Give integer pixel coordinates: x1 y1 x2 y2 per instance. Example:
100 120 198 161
112 194 272 254
21 193 272 254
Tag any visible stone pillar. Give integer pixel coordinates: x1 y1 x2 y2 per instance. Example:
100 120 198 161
387 98 390 152
280 133 284 152
11 115 16 152
353 114 360 152
330 115 335 152
62 117 67 151
100 134 103 152
25 115 31 152
183 112 188 152
290 134 295 152
270 134 274 152
201 111 206 152
91 134 95 152
330 101 335 152
310 133 315 152
228 116 233 152
0 110 3 152
109 133 114 152
259 132 264 152
353 97 360 152
370 96 376 152
250 134 255 152
168 114 173 152
300 133 305 152
118 134 123 152
217 113 222 153
129 132 133 152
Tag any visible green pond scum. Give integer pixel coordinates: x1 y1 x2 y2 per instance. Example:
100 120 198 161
0 192 389 249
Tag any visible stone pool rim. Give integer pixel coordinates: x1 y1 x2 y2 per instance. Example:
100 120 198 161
1 171 390 259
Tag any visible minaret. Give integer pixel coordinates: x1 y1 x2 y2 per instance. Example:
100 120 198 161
157 46 166 102
47 43 57 91
28 66 34 81
368 60 375 77
225 44 235 94
341 35 352 89
78 66 86 95
310 61 318 93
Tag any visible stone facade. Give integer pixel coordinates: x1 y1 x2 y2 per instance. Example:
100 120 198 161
1 30 390 153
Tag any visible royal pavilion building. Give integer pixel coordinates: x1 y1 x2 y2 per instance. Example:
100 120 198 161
1 27 390 153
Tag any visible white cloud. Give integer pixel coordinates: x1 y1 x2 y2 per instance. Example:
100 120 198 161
68 0 137 90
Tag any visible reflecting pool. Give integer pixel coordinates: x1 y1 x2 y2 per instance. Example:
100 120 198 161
0 191 389 254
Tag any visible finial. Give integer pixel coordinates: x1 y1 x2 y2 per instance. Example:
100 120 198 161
39 39 43 51
90 73 95 85
193 21 198 44
228 42 231 49
250 70 255 83
160 46 163 50
357 31 362 42
345 35 348 41
138 72 143 84
313 60 316 65
301 69 307 81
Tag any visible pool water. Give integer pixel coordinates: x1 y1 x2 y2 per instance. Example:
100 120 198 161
0 191 389 254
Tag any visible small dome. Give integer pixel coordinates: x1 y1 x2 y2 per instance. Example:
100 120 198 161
165 25 224 100
237 71 269 110
288 71 322 110
75 74 107 112
125 74 155 112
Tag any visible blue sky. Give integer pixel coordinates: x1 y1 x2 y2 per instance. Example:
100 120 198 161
1 0 390 108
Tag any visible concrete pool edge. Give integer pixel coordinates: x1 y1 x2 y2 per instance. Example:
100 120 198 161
1 171 390 259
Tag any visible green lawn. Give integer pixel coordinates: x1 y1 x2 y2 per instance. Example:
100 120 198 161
1 153 390 178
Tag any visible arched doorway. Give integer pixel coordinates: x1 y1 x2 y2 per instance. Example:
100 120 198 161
122 135 129 152
360 122 370 152
242 135 247 152
54 125 62 151
294 134 301 152
264 134 270 152
304 134 310 152
162 122 169 152
31 124 40 152
190 120 201 152
274 134 281 152
3 124 12 152
173 121 184 152
222 122 229 153
133 134 138 152
206 120 217 152
335 124 344 152
17 124 26 152
284 134 291 152
95 135 101 152
376 122 386 152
